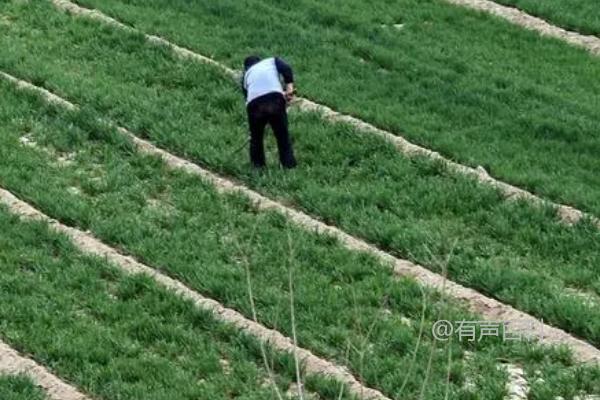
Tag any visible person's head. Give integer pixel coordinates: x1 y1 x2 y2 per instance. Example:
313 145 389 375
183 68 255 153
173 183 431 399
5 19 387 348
243 55 261 71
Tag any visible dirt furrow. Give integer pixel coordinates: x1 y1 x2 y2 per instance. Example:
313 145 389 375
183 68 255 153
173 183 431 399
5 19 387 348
445 0 600 56
50 0 599 230
0 340 91 400
0 193 389 400
3 71 600 365
502 364 529 400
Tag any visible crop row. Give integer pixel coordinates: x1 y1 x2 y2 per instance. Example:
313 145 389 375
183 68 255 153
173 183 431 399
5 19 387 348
493 0 600 36
0 375 47 400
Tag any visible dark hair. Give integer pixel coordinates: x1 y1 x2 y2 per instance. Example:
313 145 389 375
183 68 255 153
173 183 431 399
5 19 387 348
243 55 261 70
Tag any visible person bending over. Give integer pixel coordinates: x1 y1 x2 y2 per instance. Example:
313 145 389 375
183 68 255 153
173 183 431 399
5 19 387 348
242 55 297 169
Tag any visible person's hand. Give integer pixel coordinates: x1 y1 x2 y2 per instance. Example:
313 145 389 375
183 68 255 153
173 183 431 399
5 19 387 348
284 83 296 103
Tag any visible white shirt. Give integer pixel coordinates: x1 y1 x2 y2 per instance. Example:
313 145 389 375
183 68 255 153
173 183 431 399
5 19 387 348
243 58 284 104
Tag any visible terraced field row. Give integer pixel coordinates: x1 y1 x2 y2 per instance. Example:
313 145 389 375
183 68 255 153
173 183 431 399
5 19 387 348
491 0 600 37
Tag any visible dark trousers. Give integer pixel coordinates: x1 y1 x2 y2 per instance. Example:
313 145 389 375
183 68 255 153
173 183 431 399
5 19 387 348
247 92 297 169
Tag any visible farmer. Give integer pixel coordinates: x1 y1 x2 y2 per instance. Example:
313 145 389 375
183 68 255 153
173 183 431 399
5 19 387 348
241 55 297 169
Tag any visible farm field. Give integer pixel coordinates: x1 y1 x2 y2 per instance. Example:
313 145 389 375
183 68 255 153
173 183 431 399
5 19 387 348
3 66 600 398
493 0 600 37
2 0 600 348
1 0 600 399
61 0 600 216
2 77 592 399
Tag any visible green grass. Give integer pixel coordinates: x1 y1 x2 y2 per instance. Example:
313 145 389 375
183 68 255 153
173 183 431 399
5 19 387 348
2 75 600 399
494 0 600 37
1 1 600 352
0 206 349 400
0 376 47 400
58 0 600 217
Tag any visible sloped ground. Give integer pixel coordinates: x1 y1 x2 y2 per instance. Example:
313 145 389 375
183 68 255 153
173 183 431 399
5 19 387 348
3 0 600 351
1 0 600 399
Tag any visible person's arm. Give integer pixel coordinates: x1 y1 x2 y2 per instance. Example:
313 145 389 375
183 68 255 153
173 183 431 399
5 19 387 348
275 57 294 84
240 73 248 100
275 57 295 101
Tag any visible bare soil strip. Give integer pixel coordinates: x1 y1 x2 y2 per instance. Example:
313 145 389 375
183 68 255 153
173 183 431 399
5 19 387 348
3 71 600 365
445 0 600 56
0 193 389 400
502 364 529 400
0 340 90 400
50 0 600 229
